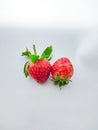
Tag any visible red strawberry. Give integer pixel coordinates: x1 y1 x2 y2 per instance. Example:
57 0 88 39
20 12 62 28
22 45 52 83
51 57 74 89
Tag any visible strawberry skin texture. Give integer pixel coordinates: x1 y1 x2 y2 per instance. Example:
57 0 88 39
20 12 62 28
51 57 74 80
27 58 51 83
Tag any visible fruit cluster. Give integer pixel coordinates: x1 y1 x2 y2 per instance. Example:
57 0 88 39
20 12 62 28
22 45 74 89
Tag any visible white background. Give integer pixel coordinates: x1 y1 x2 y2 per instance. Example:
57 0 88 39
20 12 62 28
0 0 98 130
0 0 98 28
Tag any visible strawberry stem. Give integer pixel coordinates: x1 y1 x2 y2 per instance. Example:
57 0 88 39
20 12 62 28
33 44 37 55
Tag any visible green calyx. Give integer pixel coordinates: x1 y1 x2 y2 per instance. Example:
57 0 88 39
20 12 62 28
24 61 29 77
22 44 52 63
22 44 53 77
52 74 72 90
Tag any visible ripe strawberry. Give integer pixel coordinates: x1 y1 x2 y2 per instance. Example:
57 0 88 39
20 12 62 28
22 45 52 83
51 57 74 89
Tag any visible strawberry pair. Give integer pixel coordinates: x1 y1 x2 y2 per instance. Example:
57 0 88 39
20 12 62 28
22 45 74 89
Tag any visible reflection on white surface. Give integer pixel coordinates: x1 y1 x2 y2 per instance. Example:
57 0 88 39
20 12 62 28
0 28 98 130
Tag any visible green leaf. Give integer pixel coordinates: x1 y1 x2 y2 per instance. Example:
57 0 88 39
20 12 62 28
48 55 53 61
41 46 52 60
53 79 59 85
30 54 39 63
24 61 29 77
22 48 31 58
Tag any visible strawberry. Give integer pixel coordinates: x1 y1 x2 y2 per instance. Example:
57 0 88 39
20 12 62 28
51 57 74 89
22 45 52 83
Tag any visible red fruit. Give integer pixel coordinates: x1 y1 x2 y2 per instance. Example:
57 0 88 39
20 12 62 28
27 59 51 83
51 57 74 88
22 45 52 83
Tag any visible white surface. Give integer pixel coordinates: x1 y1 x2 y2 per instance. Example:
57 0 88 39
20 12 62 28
0 28 98 130
0 0 98 28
